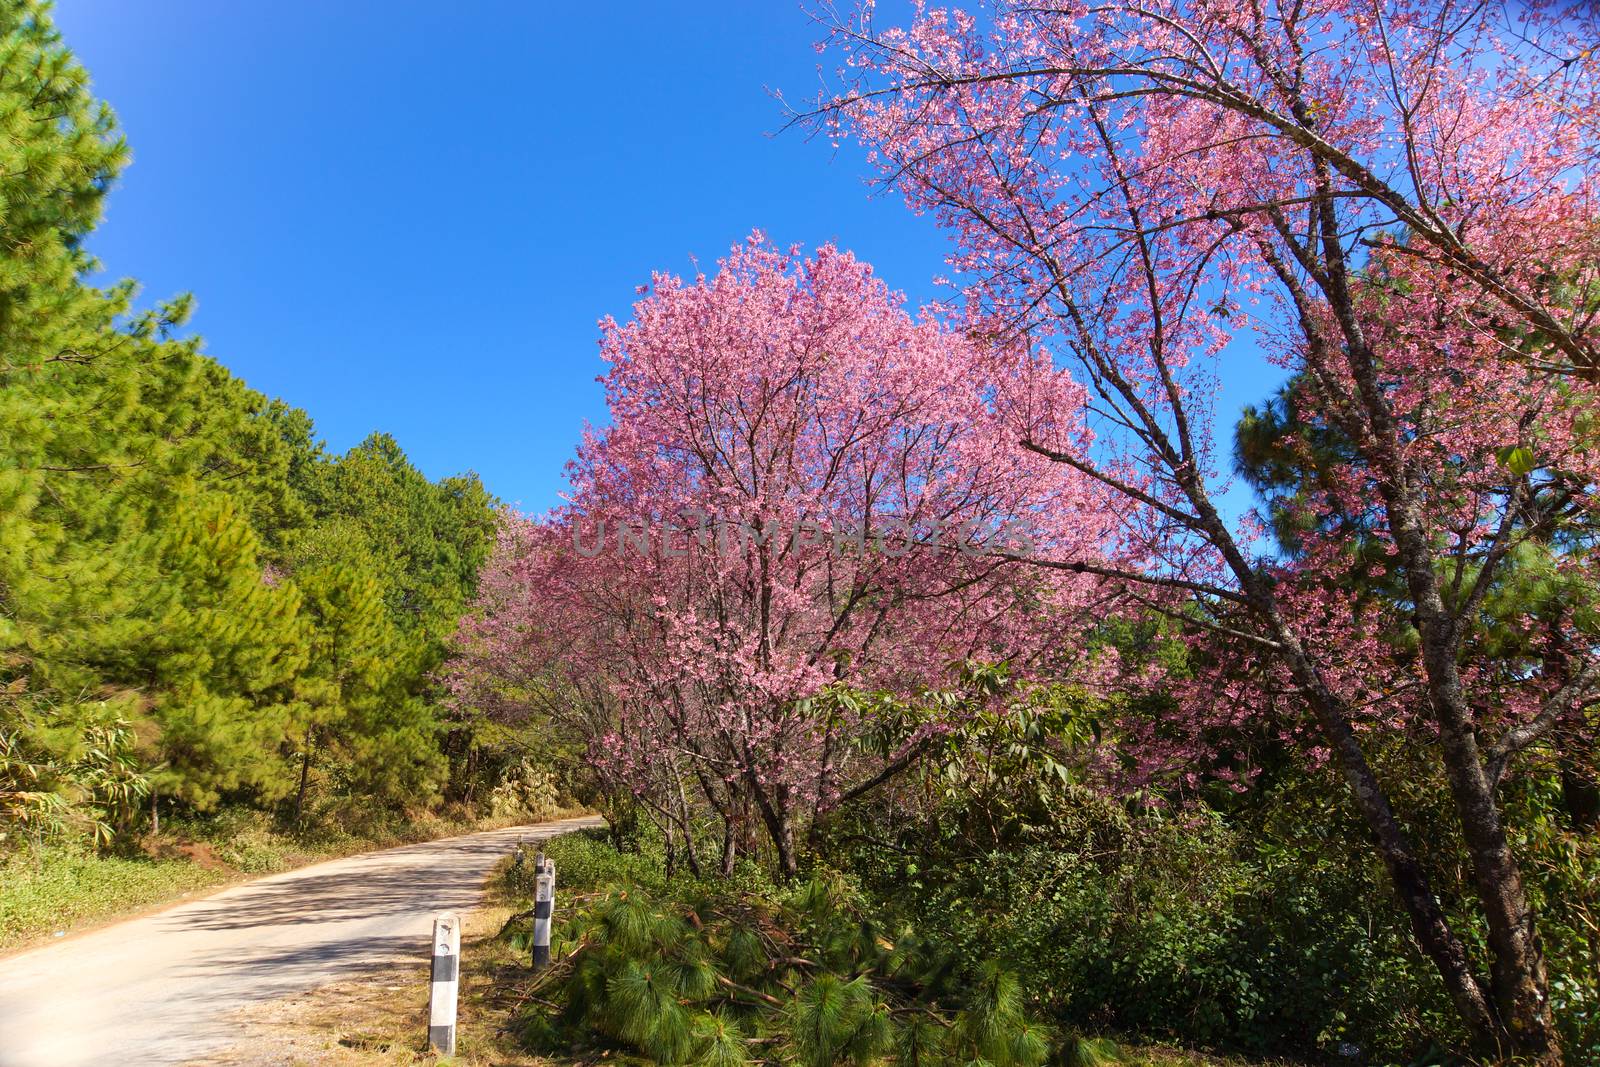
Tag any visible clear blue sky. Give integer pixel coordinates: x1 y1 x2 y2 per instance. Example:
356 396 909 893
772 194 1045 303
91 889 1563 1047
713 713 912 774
56 1 1279 515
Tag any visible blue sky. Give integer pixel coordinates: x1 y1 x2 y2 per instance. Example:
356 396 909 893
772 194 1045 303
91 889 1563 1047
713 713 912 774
57 1 1279 515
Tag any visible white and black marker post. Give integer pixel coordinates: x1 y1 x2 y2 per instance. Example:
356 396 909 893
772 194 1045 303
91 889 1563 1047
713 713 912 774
532 852 556 970
428 911 461 1055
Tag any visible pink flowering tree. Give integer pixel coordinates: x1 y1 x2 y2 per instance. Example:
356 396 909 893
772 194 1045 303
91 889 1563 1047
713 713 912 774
458 236 1110 877
811 1 1599 1060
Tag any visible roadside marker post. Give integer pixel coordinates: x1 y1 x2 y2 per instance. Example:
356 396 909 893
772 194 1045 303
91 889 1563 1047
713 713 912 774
428 911 461 1055
532 853 556 970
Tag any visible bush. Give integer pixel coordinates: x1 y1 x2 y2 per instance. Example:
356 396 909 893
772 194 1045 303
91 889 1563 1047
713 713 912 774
488 759 565 821
507 826 670 898
505 854 1092 1067
1505 777 1600 1062
840 798 1264 1044
828 781 1460 1062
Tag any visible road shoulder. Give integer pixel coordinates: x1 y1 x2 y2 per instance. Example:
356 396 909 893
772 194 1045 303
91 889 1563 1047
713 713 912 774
199 872 545 1065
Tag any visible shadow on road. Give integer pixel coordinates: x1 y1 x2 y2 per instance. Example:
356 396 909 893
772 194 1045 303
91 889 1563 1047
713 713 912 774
165 834 521 932
0 820 599 1066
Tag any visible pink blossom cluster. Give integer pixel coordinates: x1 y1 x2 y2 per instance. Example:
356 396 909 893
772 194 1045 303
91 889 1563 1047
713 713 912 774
455 235 1119 865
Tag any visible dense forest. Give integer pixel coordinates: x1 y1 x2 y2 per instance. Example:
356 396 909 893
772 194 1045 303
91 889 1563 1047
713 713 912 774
0 1 509 846
3 1 1600 1065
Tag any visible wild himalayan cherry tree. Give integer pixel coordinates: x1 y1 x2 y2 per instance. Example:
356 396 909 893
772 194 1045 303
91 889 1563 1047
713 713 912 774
813 1 1599 1062
457 236 1112 877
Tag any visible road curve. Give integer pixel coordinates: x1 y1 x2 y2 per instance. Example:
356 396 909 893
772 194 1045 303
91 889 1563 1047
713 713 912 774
0 815 602 1066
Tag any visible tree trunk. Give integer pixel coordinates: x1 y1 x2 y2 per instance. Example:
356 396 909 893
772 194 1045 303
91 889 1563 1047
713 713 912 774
749 778 798 879
1175 461 1520 1057
670 761 703 877
771 815 796 879
463 742 480 806
1274 633 1503 1051
1560 746 1600 833
720 821 738 876
294 729 315 827
1383 490 1559 1063
681 824 703 878
1424 646 1559 1065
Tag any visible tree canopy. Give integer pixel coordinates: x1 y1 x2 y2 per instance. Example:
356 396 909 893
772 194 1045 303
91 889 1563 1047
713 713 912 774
0 0 497 840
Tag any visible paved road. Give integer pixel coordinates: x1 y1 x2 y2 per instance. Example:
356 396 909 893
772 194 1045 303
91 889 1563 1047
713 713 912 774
0 815 602 1066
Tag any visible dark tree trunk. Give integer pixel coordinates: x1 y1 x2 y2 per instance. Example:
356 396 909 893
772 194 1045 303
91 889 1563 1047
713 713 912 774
770 816 796 879
1164 393 1559 1060
463 742 480 806
1276 186 1560 1062
681 824 703 878
1387 485 1559 1064
749 778 798 879
1561 749 1600 833
294 729 315 827
1277 637 1503 1051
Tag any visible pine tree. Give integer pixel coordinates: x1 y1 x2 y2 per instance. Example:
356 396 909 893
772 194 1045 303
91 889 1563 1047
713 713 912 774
0 0 319 826
0 0 156 831
0 0 499 839
297 432 495 643
527 875 1074 1067
287 433 494 806
288 554 445 817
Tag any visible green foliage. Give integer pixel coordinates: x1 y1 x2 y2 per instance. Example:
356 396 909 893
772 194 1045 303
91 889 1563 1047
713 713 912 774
0 0 315 822
0 710 146 845
281 435 495 813
1502 776 1600 1061
508 826 670 898
292 432 495 646
823 705 1477 1063
0 0 501 845
509 856 1074 1067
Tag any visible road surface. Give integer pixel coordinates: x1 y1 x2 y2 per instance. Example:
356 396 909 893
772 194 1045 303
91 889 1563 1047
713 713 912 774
0 815 602 1066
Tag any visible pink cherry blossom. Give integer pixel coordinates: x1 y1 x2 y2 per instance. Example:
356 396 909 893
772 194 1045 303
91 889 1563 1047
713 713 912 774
457 234 1114 876
813 2 1598 1059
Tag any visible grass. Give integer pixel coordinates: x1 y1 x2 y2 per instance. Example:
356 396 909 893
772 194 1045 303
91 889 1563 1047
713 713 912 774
0 849 231 949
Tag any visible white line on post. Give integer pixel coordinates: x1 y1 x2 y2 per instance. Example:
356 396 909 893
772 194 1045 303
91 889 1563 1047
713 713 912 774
428 911 461 1055
532 854 556 970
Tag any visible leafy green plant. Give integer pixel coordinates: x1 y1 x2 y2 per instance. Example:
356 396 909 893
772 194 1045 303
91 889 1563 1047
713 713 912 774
825 713 1471 1062
506 862 1097 1067
0 708 149 848
507 825 669 899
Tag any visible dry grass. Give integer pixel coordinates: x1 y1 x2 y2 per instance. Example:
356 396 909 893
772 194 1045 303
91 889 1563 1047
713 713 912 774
198 903 549 1066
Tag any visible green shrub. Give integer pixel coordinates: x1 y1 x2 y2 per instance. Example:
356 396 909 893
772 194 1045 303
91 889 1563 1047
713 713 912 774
828 782 1460 1062
507 826 669 898
891 805 1263 1044
488 759 564 821
1505 777 1600 1062
509 862 1092 1067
